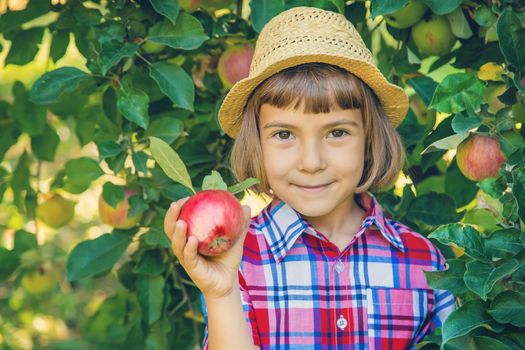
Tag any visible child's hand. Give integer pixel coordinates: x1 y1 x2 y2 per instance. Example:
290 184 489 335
164 197 251 300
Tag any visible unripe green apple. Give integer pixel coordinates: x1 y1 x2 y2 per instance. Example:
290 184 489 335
98 189 143 229
384 0 427 29
179 0 232 12
412 14 456 56
141 40 166 54
217 43 254 89
456 133 506 181
21 267 58 295
36 193 75 229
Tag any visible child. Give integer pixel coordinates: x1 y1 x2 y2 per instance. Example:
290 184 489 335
164 6 457 350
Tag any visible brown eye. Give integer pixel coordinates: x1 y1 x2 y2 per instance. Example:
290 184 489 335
274 131 293 140
329 129 349 138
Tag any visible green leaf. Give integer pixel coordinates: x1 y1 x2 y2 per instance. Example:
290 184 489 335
0 1 53 33
0 124 21 162
147 13 209 50
407 76 438 106
136 275 164 325
421 132 469 154
98 40 138 75
149 62 194 111
142 228 171 249
428 223 488 262
0 248 19 282
424 259 468 295
10 81 47 136
49 29 70 62
444 159 478 208
96 140 123 160
422 0 462 15
128 195 148 218
446 7 473 39
406 192 464 226
472 336 513 350
369 0 407 18
148 136 194 193
441 300 493 345
63 157 104 194
31 124 60 162
102 182 125 209
13 230 38 256
67 232 132 281
250 0 285 33
5 27 44 65
451 113 482 133
117 87 149 129
478 176 506 199
132 151 149 175
133 250 165 276
488 290 525 327
30 67 90 104
146 116 184 144
485 228 523 259
148 0 179 23
429 73 485 114
497 8 525 72
512 167 525 224
464 259 520 300
145 317 170 349
228 178 261 195
202 170 228 191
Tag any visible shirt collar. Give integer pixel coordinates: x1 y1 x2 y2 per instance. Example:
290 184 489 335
254 191 406 263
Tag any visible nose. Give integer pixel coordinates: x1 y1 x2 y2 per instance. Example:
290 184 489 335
298 139 326 173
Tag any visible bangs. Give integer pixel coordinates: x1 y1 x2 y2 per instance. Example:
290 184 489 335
250 62 364 115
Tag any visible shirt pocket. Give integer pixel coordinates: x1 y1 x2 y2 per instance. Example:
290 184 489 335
366 287 430 350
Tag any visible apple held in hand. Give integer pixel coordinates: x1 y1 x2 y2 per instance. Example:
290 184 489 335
179 190 244 256
456 133 506 181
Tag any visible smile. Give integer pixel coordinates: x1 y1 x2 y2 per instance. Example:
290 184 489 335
294 183 333 192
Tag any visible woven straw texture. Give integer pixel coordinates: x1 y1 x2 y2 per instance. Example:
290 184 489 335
218 6 409 138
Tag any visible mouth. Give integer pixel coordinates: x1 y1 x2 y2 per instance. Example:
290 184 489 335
294 182 333 192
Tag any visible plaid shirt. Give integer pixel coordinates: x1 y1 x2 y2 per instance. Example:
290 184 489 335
201 191 456 349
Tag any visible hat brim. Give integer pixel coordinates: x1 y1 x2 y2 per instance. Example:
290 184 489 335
218 54 409 138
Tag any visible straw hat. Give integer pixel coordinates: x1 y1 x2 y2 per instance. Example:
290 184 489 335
217 6 409 138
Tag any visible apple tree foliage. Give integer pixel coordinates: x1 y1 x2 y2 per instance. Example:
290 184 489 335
0 0 524 349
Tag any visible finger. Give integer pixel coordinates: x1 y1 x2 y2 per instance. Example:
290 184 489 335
171 220 187 261
164 197 190 237
183 235 200 270
164 202 181 237
242 205 252 231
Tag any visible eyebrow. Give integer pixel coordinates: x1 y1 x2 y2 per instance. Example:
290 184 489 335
263 119 360 130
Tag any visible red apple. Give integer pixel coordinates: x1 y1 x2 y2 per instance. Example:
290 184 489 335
99 188 143 229
179 190 244 256
456 133 506 181
217 43 254 89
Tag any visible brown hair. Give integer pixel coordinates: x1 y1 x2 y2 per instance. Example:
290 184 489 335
229 62 405 197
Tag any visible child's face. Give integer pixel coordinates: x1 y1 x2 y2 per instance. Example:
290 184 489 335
259 103 365 218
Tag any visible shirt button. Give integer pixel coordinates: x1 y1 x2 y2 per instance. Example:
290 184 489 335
336 315 348 330
335 259 345 273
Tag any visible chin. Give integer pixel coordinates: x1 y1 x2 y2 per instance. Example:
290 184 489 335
287 200 334 218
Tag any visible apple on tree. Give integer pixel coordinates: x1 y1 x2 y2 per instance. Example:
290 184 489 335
217 43 255 89
411 14 457 56
98 187 143 229
36 193 75 229
384 0 427 29
21 266 59 295
456 133 506 181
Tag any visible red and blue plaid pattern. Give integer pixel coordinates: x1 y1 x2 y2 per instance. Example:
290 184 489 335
200 191 456 349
